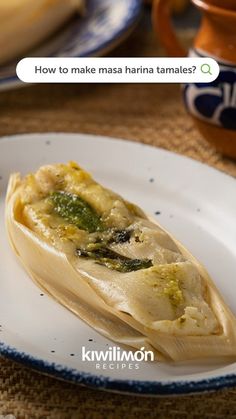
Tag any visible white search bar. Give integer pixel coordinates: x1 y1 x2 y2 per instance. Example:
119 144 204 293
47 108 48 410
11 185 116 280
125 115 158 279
16 57 220 84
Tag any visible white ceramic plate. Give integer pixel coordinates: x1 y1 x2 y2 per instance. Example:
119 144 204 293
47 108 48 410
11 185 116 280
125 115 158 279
0 133 236 396
0 0 141 91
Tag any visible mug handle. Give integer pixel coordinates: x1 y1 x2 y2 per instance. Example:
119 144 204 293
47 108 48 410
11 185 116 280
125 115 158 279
152 0 187 57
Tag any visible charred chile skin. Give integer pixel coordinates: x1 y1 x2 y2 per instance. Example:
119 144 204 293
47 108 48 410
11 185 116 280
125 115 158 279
112 230 131 244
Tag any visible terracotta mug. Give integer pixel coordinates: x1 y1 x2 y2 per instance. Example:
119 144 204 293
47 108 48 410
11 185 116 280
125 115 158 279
152 0 236 158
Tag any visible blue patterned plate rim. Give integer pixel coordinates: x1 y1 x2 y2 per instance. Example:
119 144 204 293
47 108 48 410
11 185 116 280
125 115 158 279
0 0 142 90
0 341 236 396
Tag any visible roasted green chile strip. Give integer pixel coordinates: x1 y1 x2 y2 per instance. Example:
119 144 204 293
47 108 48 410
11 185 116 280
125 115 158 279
76 243 153 273
49 192 150 272
49 191 104 233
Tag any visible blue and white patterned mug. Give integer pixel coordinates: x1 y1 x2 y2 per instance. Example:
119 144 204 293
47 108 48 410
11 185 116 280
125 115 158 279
153 0 236 158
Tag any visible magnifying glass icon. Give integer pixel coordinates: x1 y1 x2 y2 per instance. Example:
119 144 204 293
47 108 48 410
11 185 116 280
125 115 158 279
201 63 212 75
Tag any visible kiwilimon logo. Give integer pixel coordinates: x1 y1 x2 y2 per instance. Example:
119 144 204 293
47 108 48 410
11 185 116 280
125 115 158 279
82 346 155 370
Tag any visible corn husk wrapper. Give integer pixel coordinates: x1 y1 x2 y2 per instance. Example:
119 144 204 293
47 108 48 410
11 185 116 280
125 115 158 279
5 172 236 362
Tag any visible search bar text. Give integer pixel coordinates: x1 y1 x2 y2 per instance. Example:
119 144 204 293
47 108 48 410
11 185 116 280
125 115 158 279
16 57 220 84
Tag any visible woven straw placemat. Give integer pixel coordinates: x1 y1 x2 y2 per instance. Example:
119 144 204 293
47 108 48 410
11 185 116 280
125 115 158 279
0 17 236 419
